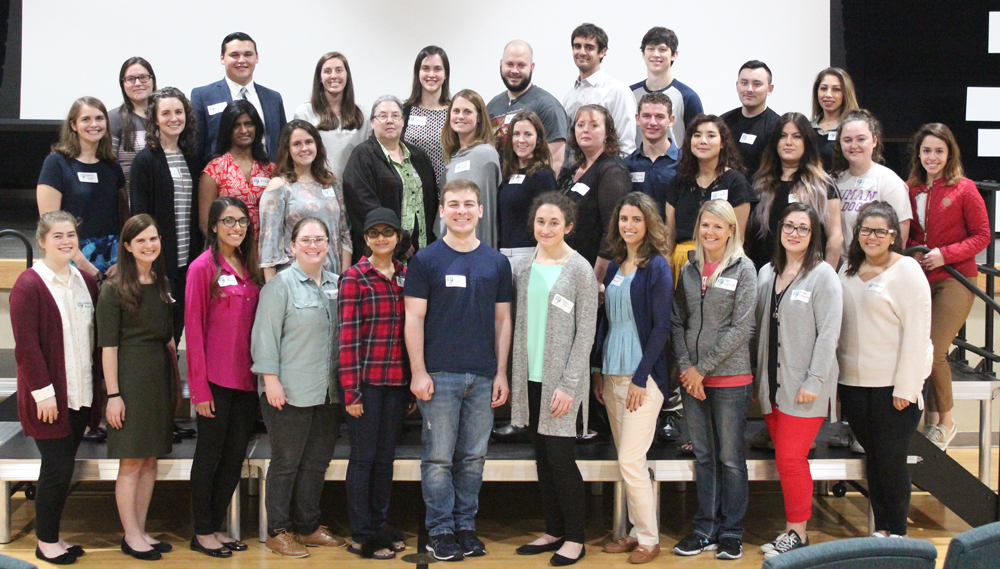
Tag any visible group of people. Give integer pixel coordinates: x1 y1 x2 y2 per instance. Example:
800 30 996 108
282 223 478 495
12 22 991 566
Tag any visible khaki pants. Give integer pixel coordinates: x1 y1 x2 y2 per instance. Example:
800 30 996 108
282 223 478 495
927 278 975 413
604 375 664 546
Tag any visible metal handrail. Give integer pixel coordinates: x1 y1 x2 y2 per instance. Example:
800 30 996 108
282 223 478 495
903 245 1000 316
0 230 32 269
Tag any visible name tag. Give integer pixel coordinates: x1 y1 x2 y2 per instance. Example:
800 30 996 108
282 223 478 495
791 290 812 302
715 277 738 291
571 182 590 196
396 275 405 287
630 172 646 183
711 189 729 200
552 294 574 313
855 177 873 188
322 188 336 198
207 102 227 116
865 281 886 293
169 167 181 177
323 289 338 300
76 300 93 310
739 133 757 144
504 113 516 124
77 172 98 183
218 274 238 287
454 160 471 173
610 274 625 287
252 176 270 186
509 174 525 184
446 275 467 287
409 115 428 127
788 193 798 203
827 131 837 141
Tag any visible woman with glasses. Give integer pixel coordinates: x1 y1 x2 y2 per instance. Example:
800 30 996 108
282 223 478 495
754 203 842 558
185 197 263 557
259 120 353 280
839 201 932 537
906 123 990 450
252 216 345 558
402 46 451 188
343 95 439 262
110 57 156 188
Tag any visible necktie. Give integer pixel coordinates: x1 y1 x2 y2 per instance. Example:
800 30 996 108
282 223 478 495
238 86 247 100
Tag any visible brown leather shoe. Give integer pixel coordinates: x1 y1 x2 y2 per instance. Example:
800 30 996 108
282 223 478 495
603 536 639 553
265 529 309 557
296 526 346 547
628 544 661 564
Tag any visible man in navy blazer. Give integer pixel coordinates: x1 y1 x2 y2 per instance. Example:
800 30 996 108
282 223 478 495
191 32 287 162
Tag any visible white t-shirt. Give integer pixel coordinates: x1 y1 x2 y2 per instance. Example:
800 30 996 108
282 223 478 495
837 163 912 255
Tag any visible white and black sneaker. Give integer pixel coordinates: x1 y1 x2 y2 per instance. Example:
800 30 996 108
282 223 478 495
716 537 742 560
763 530 807 558
426 533 464 561
760 532 788 554
672 533 717 556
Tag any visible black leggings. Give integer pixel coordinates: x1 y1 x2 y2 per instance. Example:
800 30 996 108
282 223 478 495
840 384 922 535
528 381 585 543
34 407 90 543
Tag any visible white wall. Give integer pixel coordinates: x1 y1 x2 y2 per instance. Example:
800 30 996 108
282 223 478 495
22 0 829 121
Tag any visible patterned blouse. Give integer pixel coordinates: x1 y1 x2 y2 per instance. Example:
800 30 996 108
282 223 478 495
258 179 353 274
202 153 277 234
404 106 448 188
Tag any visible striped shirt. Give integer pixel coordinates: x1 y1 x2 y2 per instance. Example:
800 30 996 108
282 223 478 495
166 152 193 267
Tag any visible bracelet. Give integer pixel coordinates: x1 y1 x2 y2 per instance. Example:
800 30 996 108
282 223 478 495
107 393 121 398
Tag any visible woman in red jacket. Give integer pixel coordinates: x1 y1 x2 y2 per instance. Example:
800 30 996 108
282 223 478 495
906 123 991 451
11 211 103 564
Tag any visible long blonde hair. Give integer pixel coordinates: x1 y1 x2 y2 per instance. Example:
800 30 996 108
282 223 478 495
694 200 745 288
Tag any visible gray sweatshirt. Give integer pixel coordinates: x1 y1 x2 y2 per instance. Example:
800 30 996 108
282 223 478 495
441 143 502 248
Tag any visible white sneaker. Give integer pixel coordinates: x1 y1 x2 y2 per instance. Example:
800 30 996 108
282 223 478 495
761 532 788 554
924 423 958 450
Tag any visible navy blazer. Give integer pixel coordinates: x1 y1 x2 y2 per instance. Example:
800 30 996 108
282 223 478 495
190 78 287 162
592 254 674 394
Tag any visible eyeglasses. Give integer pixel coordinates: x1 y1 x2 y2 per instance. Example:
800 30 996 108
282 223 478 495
123 74 153 86
220 216 250 228
374 112 403 123
858 226 895 238
296 236 329 246
781 223 812 237
366 228 397 239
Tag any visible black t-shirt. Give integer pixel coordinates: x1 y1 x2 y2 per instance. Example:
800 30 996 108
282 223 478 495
665 169 753 242
721 107 781 178
37 152 124 239
813 124 838 172
557 154 631 265
747 180 841 270
497 167 557 249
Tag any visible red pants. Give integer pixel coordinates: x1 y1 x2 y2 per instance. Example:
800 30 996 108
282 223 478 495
764 409 825 523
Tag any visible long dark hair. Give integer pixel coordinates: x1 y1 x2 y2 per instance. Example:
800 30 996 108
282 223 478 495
675 114 744 185
566 104 621 170
845 201 903 277
145 87 197 154
906 122 964 187
830 109 884 178
404 46 451 107
117 57 156 153
206 197 264 298
108 214 171 315
274 120 337 187
212 100 270 163
52 97 116 162
605 192 669 268
772 203 824 276
502 111 552 179
309 52 364 131
811 67 859 122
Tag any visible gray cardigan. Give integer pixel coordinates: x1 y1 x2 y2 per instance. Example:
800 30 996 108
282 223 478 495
511 251 599 437
754 262 842 417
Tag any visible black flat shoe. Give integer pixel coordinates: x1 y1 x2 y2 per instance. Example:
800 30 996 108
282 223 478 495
219 539 248 551
36 546 77 565
67 545 84 557
173 424 196 439
551 546 586 566
82 427 106 443
121 537 162 560
517 538 565 555
150 541 172 553
191 536 233 558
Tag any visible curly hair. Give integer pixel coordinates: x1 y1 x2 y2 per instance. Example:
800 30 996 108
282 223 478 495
830 109 884 178
144 87 197 154
605 192 669 268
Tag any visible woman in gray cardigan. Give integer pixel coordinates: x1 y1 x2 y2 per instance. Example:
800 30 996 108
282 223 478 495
754 203 842 558
510 192 598 566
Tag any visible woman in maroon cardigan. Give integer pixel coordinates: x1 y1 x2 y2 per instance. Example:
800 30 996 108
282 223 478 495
11 211 103 565
906 123 991 451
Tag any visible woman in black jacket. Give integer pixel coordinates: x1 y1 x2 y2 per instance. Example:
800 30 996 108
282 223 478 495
342 94 438 262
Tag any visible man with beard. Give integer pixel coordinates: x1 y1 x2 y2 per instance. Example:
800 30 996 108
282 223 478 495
487 40 568 173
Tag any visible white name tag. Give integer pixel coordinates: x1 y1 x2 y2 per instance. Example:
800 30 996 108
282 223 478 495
454 160 471 173
552 294 574 313
252 176 270 186
715 277 738 291
610 274 625 287
865 281 886 293
504 113 516 124
446 275 467 287
207 102 227 116
322 188 336 198
855 177 873 188
711 189 729 200
409 115 427 127
77 172 98 183
630 172 645 183
396 275 405 287
788 193 798 203
323 289 338 300
827 131 837 141
169 167 181 178
76 300 92 310
739 133 757 144
509 174 525 184
218 274 238 287
571 183 590 196
791 290 812 302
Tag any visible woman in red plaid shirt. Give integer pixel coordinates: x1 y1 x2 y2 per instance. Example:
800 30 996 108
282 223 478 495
338 207 409 559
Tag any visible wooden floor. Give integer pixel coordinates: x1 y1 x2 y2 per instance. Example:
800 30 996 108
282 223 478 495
0 449 995 568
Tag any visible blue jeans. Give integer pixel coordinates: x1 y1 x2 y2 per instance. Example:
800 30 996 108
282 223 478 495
416 372 494 536
683 384 750 540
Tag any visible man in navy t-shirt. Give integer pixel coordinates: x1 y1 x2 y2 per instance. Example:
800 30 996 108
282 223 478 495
404 179 513 561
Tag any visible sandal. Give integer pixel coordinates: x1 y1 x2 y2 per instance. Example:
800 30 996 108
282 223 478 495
349 538 397 560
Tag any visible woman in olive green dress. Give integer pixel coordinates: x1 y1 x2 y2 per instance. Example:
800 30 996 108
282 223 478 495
98 214 179 561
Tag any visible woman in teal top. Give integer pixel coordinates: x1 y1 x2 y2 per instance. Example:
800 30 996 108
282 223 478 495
510 192 598 567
